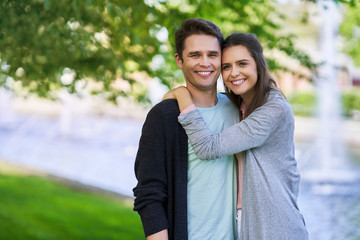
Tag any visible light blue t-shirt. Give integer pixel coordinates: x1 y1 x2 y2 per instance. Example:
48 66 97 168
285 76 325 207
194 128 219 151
187 93 239 240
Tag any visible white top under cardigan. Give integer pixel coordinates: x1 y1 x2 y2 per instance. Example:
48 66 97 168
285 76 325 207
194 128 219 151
178 90 309 240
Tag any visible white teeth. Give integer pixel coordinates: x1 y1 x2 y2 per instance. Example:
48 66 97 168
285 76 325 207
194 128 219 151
198 71 211 75
233 79 245 84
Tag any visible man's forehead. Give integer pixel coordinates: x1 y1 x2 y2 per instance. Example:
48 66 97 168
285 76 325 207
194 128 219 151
183 34 220 52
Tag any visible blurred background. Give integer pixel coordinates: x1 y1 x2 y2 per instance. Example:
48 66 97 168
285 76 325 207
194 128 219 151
1 0 360 239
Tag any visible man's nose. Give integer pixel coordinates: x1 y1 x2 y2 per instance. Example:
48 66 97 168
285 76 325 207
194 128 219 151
199 56 210 67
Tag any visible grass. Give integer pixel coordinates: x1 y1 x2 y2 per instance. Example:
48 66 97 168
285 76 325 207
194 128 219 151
0 172 145 240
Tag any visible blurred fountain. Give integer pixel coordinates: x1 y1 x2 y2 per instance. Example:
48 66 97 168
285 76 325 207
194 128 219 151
0 88 15 126
302 1 358 188
296 3 360 238
58 89 94 138
58 90 73 136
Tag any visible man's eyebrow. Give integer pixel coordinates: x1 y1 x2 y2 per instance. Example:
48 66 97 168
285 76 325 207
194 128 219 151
187 51 201 55
187 50 220 55
209 50 220 55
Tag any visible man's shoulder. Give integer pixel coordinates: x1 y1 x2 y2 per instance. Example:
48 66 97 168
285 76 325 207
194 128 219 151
151 99 180 113
217 92 233 106
217 92 229 102
146 99 180 120
217 92 238 111
211 93 239 123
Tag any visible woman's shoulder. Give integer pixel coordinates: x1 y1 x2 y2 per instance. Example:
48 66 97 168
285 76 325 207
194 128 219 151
265 89 293 115
268 89 288 104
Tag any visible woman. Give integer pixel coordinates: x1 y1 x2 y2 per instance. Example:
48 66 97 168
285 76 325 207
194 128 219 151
163 33 308 240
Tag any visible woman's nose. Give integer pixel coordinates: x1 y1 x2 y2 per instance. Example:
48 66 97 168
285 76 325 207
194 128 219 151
231 69 240 78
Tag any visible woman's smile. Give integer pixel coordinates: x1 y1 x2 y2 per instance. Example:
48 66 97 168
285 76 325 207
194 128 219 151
231 78 246 86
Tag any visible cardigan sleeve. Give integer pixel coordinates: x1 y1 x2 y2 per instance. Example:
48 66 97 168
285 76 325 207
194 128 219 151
178 95 288 160
133 106 169 237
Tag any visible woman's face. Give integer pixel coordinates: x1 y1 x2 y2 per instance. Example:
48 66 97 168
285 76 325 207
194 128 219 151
221 45 258 104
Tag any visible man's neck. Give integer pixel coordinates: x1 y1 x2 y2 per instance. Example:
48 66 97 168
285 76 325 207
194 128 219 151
187 85 218 108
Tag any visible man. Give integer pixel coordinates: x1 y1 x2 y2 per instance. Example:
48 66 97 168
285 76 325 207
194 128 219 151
133 18 239 240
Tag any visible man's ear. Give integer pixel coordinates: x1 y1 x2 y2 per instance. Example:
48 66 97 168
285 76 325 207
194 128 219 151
175 53 183 69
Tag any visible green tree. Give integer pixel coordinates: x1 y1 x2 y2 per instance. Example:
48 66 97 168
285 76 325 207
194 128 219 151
0 0 318 103
340 2 360 66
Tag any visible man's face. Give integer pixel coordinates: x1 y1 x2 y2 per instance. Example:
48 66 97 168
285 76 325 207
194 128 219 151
175 34 221 92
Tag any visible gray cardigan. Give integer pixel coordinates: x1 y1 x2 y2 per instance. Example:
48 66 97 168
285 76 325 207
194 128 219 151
178 90 308 240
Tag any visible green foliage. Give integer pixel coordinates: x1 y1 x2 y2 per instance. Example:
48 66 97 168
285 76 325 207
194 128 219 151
0 173 144 240
340 3 360 66
0 0 318 102
304 0 358 5
342 89 360 117
288 89 360 118
0 0 166 102
288 91 317 116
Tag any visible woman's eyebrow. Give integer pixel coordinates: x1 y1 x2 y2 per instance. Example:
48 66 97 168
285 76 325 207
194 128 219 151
237 59 250 62
222 59 250 65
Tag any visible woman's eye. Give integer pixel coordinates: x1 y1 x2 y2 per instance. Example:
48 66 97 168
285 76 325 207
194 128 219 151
222 66 230 70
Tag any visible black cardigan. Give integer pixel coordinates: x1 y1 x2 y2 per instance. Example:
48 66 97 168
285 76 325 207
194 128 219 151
133 99 188 239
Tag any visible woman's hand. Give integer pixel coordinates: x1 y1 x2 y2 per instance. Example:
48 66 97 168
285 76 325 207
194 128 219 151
162 90 176 101
162 86 193 112
162 86 188 101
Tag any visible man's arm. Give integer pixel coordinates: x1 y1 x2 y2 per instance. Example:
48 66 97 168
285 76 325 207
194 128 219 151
133 105 170 237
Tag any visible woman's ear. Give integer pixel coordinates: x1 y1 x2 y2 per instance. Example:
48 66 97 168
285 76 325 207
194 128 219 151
175 53 183 69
